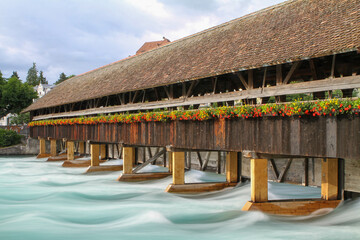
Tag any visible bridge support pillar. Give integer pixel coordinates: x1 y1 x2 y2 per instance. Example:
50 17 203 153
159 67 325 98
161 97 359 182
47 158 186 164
37 138 51 158
226 152 238 184
172 152 185 185
242 157 341 215
321 158 338 200
123 147 135 174
50 139 57 157
78 142 85 155
166 151 236 193
67 141 74 160
91 144 100 166
100 144 107 160
250 158 268 202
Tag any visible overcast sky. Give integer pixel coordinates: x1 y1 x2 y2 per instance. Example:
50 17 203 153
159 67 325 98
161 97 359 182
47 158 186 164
0 0 284 84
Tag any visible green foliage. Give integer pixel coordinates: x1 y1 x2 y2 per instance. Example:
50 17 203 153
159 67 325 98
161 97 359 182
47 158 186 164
0 129 22 147
10 113 30 125
26 62 39 86
11 71 19 79
0 70 4 86
55 72 68 85
38 71 48 84
0 76 38 118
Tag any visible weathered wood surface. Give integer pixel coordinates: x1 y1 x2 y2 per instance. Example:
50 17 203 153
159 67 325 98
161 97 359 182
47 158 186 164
242 199 341 216
30 115 360 159
33 75 360 120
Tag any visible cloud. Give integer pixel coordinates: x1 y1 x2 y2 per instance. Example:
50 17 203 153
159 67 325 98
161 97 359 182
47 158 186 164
0 0 284 84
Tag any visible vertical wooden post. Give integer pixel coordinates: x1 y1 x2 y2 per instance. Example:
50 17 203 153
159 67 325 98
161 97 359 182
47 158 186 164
67 141 74 160
167 151 173 172
172 152 185 185
251 159 268 202
90 144 100 166
321 158 338 200
226 152 238 183
78 142 85 155
39 138 46 155
100 144 107 160
50 139 57 157
123 147 135 174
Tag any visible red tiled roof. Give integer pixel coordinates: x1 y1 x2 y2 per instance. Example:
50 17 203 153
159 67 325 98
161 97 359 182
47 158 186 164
136 38 170 55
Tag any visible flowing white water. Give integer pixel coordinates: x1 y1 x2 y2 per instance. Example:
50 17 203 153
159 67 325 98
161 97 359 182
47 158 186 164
0 156 359 240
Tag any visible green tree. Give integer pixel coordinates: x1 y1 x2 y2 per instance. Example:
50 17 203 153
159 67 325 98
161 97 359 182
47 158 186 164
10 112 30 125
0 76 38 118
55 72 75 85
38 71 48 84
26 62 39 86
11 71 19 79
0 70 5 86
55 72 67 85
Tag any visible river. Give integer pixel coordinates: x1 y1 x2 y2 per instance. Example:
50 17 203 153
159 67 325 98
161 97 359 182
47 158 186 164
0 156 359 240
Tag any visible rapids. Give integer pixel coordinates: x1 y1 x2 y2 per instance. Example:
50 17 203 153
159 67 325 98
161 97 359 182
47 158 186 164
0 156 359 240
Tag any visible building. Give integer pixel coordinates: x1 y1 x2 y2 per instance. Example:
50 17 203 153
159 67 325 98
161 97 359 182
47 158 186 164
34 83 54 99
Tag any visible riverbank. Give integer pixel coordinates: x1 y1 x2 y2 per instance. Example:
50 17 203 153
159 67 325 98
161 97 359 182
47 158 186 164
0 138 40 155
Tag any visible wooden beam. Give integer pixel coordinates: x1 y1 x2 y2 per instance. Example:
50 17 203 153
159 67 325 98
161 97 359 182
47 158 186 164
182 83 186 98
168 151 173 172
78 141 85 155
90 144 100 167
269 159 279 179
276 65 282 85
309 60 318 80
186 80 198 98
33 75 360 121
100 144 107 160
39 138 46 155
321 158 338 200
172 152 185 185
132 91 139 103
67 141 74 161
277 158 292 182
132 148 166 173
123 147 135 174
248 70 254 89
50 139 57 157
251 158 268 202
304 158 309 186
331 55 336 78
261 67 267 93
212 77 218 94
226 152 238 183
236 72 249 90
163 86 173 100
283 61 301 84
201 152 211 171
196 151 203 167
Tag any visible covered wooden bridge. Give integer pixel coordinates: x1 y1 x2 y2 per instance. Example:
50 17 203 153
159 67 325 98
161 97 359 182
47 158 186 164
24 0 360 215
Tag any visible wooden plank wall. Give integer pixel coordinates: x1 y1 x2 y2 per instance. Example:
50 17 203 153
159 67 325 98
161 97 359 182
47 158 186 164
31 115 360 159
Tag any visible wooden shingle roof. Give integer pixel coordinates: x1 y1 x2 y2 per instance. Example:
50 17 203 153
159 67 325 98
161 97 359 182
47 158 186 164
25 0 360 112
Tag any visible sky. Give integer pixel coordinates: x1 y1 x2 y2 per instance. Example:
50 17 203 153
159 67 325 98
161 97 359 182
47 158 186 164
0 0 284 84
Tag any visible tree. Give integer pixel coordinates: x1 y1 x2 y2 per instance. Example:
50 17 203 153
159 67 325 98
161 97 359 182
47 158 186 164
0 76 38 118
55 72 75 85
0 70 5 86
11 71 19 79
10 112 30 125
38 71 48 84
26 62 39 86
